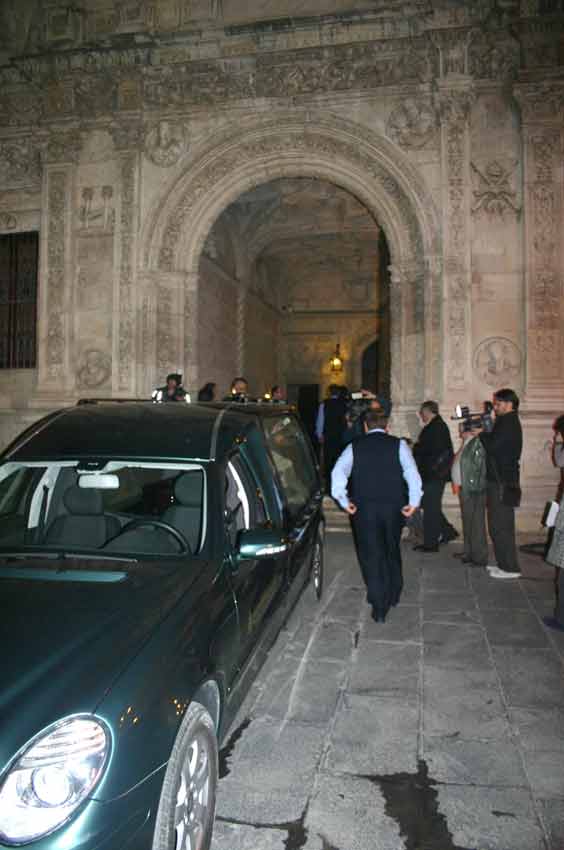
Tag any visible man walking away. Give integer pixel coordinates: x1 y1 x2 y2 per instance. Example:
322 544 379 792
316 384 347 490
332 409 422 622
478 388 522 579
413 400 458 552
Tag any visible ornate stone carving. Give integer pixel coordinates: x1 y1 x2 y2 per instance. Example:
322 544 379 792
514 83 564 124
432 28 472 78
144 120 188 167
77 349 112 388
468 29 519 80
110 121 144 152
0 139 41 185
473 337 522 387
74 73 116 118
118 155 136 390
78 186 115 231
46 170 68 379
387 99 437 149
156 286 175 372
470 159 521 218
42 130 82 164
0 213 17 230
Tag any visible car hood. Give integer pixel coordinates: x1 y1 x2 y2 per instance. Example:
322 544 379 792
0 557 195 774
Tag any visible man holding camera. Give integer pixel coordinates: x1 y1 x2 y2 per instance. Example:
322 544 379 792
331 408 422 622
477 388 523 579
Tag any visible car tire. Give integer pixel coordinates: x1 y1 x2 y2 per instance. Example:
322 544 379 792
152 702 218 850
311 529 324 601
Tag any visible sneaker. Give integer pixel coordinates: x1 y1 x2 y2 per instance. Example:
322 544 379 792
488 566 521 579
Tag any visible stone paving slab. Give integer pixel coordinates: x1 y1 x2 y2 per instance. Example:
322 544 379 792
522 749 564 799
509 706 564 752
288 619 357 662
538 798 564 850
326 694 418 775
436 785 546 850
212 821 287 850
423 622 491 671
423 665 509 739
349 641 420 696
305 774 405 850
360 602 421 643
423 735 528 787
480 608 549 648
491 646 564 708
252 658 346 724
422 591 480 625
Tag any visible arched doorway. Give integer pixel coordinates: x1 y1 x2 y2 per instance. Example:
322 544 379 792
143 111 441 431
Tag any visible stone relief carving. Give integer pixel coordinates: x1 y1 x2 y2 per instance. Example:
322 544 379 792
144 120 188 167
156 286 175 372
79 186 115 231
470 159 521 218
0 140 41 185
473 337 522 387
118 155 136 390
0 213 17 230
42 130 82 164
468 30 519 80
46 170 68 379
110 121 144 151
77 349 112 388
386 99 437 149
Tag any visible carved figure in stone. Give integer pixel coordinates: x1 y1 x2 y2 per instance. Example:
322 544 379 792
144 120 187 167
0 140 41 185
210 0 222 18
473 337 522 387
79 186 115 230
387 99 436 149
0 213 17 230
77 349 112 388
471 159 521 218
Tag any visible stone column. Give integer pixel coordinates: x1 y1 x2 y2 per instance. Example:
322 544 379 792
36 130 82 401
110 122 142 396
515 83 564 408
437 84 475 400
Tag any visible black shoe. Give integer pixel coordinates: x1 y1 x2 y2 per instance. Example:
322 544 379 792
438 530 460 545
413 544 439 553
543 617 564 633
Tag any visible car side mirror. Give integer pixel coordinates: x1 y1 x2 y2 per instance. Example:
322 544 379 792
236 528 288 561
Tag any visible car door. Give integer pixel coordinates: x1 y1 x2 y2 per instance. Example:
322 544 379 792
262 413 322 592
224 452 287 665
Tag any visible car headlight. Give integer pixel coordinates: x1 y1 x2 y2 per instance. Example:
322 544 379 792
0 716 110 844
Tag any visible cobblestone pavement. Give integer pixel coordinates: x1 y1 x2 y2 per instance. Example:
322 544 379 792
212 529 564 850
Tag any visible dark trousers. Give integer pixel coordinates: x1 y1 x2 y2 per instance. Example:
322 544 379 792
460 490 488 566
323 440 342 489
421 479 457 547
554 568 564 625
486 481 519 573
352 502 404 621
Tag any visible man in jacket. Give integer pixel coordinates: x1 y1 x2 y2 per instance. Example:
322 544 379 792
316 385 347 489
413 400 458 552
451 427 488 567
331 408 422 622
478 388 523 579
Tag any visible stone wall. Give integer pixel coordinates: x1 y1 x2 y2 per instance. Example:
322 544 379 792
244 291 281 398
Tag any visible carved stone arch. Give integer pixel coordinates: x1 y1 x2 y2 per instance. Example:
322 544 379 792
144 111 442 405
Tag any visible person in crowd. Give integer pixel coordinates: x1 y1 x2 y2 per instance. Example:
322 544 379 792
197 382 216 402
152 373 188 402
413 400 458 552
451 423 488 567
331 408 422 622
316 384 348 489
477 388 523 579
270 385 286 403
224 377 249 402
544 414 564 630
343 391 392 445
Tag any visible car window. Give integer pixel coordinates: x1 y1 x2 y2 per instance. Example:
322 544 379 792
0 460 206 559
263 415 317 516
225 456 267 548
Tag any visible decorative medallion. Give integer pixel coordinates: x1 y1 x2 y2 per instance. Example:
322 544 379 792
144 120 187 167
77 349 112 388
473 337 522 388
386 99 437 149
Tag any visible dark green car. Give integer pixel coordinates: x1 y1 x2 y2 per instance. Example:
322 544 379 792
0 401 324 850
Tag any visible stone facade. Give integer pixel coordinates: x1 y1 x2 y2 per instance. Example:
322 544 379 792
0 0 563 524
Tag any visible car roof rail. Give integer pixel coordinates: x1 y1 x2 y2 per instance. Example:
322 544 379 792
77 398 154 405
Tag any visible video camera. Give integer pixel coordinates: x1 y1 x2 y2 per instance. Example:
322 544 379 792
451 401 494 433
346 391 375 426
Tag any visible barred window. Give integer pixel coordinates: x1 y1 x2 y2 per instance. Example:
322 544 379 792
0 232 39 369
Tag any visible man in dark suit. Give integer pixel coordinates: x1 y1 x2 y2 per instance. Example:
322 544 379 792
413 400 458 552
316 384 347 489
478 388 523 578
331 408 422 622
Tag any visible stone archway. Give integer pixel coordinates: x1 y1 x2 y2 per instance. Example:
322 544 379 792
144 111 442 417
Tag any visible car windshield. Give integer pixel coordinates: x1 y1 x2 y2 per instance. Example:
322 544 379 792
0 460 206 559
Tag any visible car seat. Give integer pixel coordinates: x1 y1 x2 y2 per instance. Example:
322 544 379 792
162 472 203 553
45 485 121 549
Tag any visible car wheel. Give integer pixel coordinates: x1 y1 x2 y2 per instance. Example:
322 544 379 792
311 530 324 601
152 702 218 850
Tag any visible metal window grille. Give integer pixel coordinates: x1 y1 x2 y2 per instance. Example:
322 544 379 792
0 232 39 369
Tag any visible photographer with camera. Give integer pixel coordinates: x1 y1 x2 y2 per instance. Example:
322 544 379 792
413 401 458 552
451 420 488 568
477 388 523 579
544 414 564 629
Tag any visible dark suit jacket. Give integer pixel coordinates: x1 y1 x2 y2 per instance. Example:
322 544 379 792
413 415 453 482
480 411 522 485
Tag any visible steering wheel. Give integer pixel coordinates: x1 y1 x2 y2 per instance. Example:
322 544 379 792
118 519 191 554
